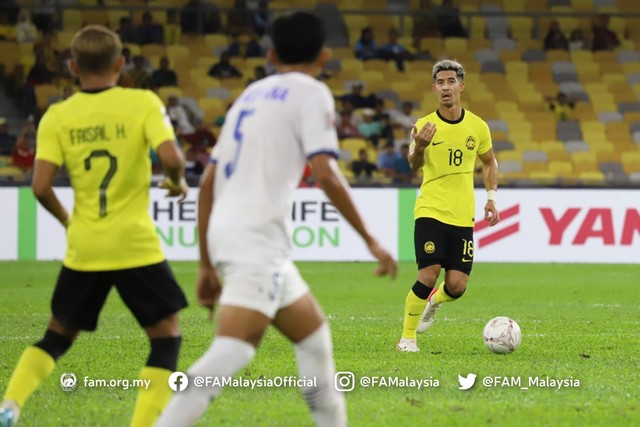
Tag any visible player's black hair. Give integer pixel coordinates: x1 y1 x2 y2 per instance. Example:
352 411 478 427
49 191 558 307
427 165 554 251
272 11 325 65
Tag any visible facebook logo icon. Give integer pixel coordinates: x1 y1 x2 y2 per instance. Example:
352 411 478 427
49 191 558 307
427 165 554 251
168 372 189 392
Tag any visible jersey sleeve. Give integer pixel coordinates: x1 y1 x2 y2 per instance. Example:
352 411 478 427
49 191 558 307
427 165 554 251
144 92 176 150
477 119 493 155
298 85 339 159
35 108 63 166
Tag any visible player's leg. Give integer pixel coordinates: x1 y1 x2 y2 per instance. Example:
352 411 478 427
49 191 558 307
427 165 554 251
156 306 269 427
272 261 345 427
113 261 187 427
156 262 276 427
398 218 443 351
0 268 111 427
418 225 474 332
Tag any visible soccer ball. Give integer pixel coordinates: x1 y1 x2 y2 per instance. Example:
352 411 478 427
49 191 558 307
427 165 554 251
483 316 522 354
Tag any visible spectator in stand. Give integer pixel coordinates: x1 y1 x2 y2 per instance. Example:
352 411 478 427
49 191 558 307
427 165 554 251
358 108 383 147
117 16 137 43
568 29 587 51
378 115 394 147
26 53 55 85
247 65 267 85
372 98 389 121
337 99 362 126
15 9 37 43
208 51 243 79
543 20 568 51
432 0 467 38
378 28 412 71
180 0 221 34
393 101 418 131
336 110 361 139
183 117 216 170
227 34 263 58
227 0 253 35
36 30 60 75
152 56 178 88
164 9 181 45
137 12 164 45
412 0 439 39
393 143 413 183
127 55 154 89
121 47 134 73
252 0 270 36
377 142 400 177
591 14 620 51
0 117 17 156
342 82 377 109
351 148 377 180
546 92 576 122
11 121 36 171
167 95 195 136
355 27 378 61
31 0 55 32
57 48 76 87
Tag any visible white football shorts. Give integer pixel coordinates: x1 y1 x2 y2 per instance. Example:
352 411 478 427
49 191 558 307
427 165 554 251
217 259 310 318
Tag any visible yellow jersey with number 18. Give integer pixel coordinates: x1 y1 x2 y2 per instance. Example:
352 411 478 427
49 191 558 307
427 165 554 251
36 87 175 271
412 109 492 227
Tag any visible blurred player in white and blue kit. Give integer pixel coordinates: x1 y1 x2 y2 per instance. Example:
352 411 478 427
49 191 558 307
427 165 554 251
156 11 397 427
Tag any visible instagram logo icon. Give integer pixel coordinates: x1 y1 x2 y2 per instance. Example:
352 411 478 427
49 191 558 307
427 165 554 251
334 372 355 392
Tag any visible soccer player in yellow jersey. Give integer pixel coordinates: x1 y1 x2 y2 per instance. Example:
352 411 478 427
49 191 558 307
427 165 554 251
396 59 500 352
0 26 189 426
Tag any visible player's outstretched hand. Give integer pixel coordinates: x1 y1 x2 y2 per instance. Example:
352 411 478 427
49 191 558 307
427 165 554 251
197 266 222 320
367 238 398 279
159 177 189 203
484 201 500 226
411 121 437 149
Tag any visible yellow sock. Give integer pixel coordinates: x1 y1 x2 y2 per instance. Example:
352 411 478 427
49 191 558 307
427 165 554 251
401 289 428 339
4 346 56 408
130 367 173 427
433 284 456 305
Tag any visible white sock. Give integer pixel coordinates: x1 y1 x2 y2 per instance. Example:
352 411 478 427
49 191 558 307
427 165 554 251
294 323 346 427
155 336 255 427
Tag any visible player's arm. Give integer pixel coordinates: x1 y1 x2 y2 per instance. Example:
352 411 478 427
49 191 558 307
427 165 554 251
32 160 69 228
309 153 397 278
196 162 221 319
408 121 436 171
156 140 188 202
478 148 500 226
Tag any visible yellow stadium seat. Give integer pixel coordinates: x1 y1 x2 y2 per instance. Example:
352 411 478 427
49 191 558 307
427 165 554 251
167 45 190 64
508 16 533 40
157 87 182 104
621 151 640 174
63 10 83 31
341 138 367 153
444 38 468 53
341 59 364 74
204 34 228 49
548 160 574 177
578 171 606 183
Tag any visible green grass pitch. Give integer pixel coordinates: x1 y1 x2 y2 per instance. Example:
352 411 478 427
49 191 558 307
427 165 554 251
1 261 639 427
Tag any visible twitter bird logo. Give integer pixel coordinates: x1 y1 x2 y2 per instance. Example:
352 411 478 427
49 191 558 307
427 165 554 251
458 373 477 390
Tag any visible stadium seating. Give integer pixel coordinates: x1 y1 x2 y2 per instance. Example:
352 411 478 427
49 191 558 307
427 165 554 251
2 0 640 186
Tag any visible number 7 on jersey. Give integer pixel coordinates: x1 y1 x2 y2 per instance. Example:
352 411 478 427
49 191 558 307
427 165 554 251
225 109 255 178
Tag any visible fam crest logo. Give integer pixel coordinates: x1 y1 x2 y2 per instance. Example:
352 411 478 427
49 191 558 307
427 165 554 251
465 136 476 151
424 241 435 254
60 372 78 392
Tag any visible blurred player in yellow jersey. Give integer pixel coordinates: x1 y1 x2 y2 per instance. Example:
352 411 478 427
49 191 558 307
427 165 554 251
0 26 188 426
396 59 500 352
